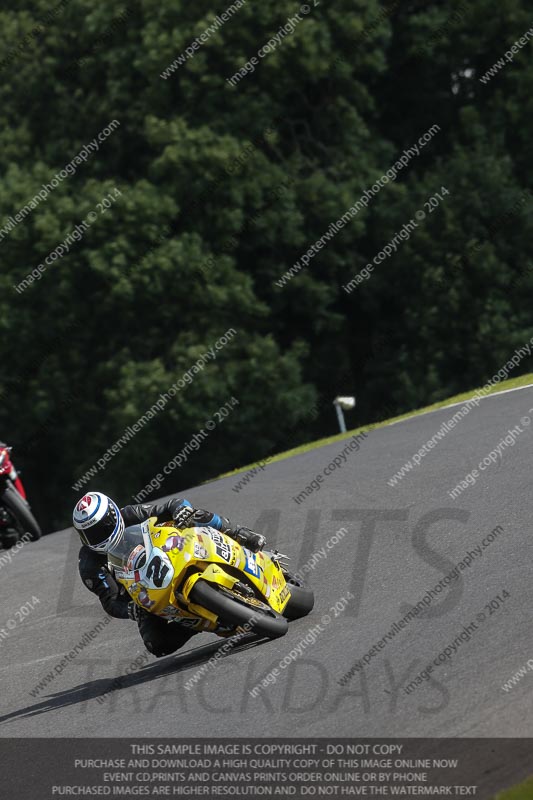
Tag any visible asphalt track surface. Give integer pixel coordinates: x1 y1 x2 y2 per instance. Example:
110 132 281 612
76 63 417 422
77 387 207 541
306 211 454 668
2 386 533 791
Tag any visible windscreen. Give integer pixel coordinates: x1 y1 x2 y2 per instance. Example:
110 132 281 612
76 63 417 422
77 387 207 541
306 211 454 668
107 524 146 571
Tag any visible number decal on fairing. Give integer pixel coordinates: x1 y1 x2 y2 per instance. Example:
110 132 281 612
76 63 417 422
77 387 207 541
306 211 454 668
140 548 174 590
146 556 170 588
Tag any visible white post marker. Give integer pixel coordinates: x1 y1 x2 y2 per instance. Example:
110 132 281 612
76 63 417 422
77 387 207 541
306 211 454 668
334 396 356 434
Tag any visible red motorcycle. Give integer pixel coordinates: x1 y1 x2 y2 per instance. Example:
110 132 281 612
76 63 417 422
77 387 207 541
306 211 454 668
0 444 41 548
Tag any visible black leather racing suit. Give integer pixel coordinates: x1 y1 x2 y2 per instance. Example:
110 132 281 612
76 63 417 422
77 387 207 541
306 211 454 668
78 497 235 656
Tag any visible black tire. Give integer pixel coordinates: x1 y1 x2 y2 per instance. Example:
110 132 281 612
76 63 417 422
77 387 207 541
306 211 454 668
282 583 315 621
1 483 42 542
190 580 288 640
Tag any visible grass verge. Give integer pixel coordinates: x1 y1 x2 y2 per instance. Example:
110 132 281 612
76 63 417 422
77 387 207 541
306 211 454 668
493 775 533 799
212 372 533 482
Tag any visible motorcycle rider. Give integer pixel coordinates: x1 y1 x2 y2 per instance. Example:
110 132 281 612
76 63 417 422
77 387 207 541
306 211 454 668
73 492 265 657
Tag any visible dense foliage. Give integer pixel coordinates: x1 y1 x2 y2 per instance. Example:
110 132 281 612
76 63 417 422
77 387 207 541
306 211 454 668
0 0 531 529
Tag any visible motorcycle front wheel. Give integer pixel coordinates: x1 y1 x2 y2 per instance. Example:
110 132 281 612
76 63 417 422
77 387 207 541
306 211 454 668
1 482 42 542
190 580 288 639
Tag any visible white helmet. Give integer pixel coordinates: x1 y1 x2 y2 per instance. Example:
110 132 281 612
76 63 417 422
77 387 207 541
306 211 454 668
72 492 125 553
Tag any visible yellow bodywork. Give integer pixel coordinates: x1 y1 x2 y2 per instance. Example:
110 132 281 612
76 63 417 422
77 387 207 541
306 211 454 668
113 517 290 633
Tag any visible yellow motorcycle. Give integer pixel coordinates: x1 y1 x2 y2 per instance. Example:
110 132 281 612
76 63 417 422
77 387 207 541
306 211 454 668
107 518 314 640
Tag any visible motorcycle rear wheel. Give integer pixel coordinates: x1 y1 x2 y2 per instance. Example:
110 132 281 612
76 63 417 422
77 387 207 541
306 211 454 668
1 482 42 542
190 580 288 639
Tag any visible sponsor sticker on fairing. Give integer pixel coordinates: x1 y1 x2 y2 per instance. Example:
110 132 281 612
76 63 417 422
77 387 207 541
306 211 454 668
159 604 181 619
126 544 146 571
162 534 186 552
206 529 232 562
137 589 156 609
278 585 290 603
194 542 209 559
244 551 260 578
